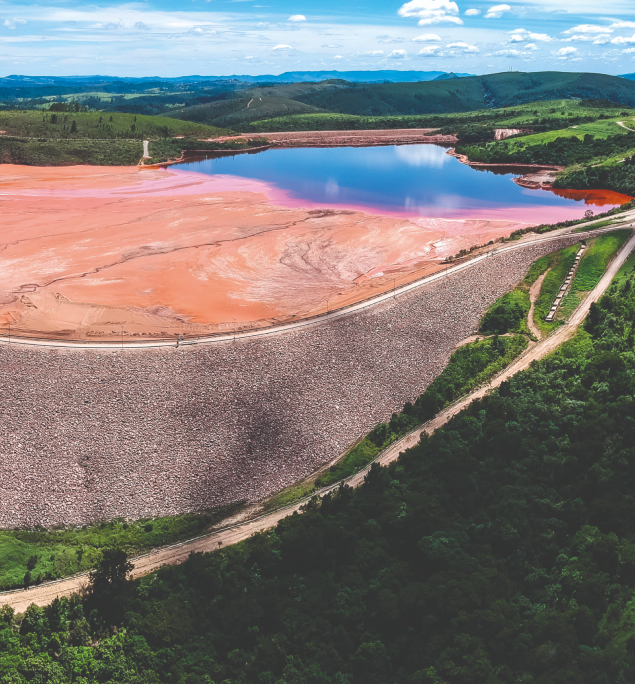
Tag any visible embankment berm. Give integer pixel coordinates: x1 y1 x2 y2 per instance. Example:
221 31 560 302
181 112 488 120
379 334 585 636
0 233 590 527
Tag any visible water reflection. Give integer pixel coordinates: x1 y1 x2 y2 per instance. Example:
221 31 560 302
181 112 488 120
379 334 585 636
178 144 630 221
394 144 450 168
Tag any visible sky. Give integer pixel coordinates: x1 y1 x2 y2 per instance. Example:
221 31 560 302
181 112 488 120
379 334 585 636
1 0 635 77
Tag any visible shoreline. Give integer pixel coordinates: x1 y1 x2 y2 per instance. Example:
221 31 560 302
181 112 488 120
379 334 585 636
447 148 564 189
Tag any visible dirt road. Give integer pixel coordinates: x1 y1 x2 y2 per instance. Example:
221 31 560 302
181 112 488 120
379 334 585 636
3 231 633 614
528 271 548 339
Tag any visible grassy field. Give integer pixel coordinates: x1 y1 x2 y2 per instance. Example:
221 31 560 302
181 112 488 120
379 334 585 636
558 230 631 319
0 504 243 591
0 110 234 165
0 137 144 165
0 110 230 140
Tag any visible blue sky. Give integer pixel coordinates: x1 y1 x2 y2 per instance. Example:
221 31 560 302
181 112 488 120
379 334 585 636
1 0 635 77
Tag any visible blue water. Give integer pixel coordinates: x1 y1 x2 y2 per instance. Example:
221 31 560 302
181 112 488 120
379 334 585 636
177 144 620 221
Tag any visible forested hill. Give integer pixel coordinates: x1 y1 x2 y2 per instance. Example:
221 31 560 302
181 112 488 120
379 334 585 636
164 71 635 128
294 71 635 116
5 256 635 682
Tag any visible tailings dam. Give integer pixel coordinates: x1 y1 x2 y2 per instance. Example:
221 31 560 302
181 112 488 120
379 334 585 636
0 232 591 527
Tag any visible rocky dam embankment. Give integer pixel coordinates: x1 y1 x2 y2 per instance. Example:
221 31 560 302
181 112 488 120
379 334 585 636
0 233 590 528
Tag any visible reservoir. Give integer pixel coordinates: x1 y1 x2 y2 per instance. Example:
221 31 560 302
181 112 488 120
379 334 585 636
177 143 630 224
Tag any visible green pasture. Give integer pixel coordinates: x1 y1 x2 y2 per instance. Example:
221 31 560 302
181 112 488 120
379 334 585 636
504 117 634 152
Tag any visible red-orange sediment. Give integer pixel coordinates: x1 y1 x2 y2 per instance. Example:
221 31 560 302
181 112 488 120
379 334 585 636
0 164 533 340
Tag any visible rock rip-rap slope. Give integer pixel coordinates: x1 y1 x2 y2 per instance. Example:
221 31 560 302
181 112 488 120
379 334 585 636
0 235 584 527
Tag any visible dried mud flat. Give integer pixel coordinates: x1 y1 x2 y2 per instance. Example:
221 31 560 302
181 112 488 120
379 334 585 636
0 232 588 528
0 164 528 341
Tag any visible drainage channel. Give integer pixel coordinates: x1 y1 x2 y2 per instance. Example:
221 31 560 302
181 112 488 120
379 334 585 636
545 242 586 322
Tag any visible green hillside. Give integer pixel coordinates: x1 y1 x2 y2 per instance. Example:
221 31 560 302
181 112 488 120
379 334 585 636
0 109 230 140
0 110 233 165
166 72 635 131
163 81 348 128
295 71 635 116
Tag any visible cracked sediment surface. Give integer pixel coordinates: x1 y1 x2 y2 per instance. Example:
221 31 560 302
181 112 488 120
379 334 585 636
0 233 587 527
0 165 529 340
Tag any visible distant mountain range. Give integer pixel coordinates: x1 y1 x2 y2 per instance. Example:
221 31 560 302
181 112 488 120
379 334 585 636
211 71 474 83
0 71 473 87
620 73 635 81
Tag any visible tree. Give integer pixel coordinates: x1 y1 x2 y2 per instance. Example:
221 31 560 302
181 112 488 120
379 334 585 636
86 548 134 624
51 114 57 124
70 120 77 134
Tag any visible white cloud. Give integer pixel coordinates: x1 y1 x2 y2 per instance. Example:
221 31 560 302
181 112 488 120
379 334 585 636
563 33 611 42
288 15 306 22
509 28 552 42
484 4 510 19
321 43 343 48
418 45 442 55
608 22 635 30
612 34 635 44
525 43 537 50
562 24 612 34
271 43 294 50
3 17 27 29
623 47 635 53
388 48 408 58
256 22 269 28
465 8 481 15
412 33 442 42
398 0 463 26
556 46 577 58
447 41 479 53
333 54 343 59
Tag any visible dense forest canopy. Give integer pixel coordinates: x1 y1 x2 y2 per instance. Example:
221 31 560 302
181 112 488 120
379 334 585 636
2 255 635 683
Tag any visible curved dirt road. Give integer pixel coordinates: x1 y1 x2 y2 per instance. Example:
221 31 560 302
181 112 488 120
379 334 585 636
3 230 633 614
